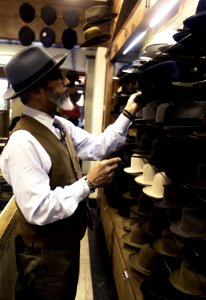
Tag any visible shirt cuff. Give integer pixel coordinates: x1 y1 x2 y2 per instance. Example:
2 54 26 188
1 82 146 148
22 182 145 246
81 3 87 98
112 113 132 134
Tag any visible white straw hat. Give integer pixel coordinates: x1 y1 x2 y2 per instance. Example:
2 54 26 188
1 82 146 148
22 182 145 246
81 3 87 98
143 172 172 199
134 163 158 186
124 154 147 175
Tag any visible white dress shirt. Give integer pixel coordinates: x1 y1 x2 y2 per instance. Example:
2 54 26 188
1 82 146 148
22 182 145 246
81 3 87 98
0 106 131 225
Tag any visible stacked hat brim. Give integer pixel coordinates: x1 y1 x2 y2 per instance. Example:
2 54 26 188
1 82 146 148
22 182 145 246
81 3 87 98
83 13 117 30
80 33 111 48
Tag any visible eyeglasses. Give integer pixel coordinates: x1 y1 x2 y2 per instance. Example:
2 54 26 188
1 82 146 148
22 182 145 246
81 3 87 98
46 69 65 82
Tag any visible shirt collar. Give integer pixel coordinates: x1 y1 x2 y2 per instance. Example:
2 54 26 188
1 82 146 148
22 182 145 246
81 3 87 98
23 105 54 130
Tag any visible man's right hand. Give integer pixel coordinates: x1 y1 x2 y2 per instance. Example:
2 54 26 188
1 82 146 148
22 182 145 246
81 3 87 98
86 157 121 188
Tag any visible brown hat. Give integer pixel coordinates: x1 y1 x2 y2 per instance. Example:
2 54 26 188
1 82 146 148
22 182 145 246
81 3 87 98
83 5 117 30
128 243 160 276
122 223 150 249
80 26 111 48
153 228 188 258
169 259 206 297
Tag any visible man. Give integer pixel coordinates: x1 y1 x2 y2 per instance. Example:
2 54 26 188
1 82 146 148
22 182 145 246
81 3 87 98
0 46 142 300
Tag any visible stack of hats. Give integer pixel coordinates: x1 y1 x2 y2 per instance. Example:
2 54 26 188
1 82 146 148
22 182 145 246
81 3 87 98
80 5 117 47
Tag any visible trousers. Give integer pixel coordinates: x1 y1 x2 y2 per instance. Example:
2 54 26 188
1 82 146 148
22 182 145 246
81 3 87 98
15 235 80 300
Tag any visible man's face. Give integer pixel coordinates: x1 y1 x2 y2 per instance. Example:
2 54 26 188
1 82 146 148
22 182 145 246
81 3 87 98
44 69 74 110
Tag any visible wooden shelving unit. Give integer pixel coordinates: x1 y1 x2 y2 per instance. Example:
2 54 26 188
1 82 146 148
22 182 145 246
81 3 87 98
98 188 144 300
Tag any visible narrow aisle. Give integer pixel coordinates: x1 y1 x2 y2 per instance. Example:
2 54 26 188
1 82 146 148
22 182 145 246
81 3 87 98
75 230 94 300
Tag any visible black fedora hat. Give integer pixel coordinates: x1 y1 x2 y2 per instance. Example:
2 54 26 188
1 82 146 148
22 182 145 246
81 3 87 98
19 3 35 23
62 28 77 49
40 5 57 26
3 46 67 100
138 60 181 92
19 25 35 46
39 27 55 48
83 5 117 30
80 26 111 48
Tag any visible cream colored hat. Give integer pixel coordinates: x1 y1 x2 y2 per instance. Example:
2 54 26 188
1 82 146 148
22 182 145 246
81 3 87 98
134 163 158 186
143 171 172 199
124 154 147 175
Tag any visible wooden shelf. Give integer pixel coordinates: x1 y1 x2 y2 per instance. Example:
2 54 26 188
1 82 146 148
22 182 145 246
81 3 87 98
98 188 144 300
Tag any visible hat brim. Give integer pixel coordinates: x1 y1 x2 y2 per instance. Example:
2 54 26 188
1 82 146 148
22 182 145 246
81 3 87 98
83 13 117 30
122 233 147 249
170 221 206 240
124 167 143 175
134 175 153 186
80 34 111 48
129 252 152 276
4 53 67 100
142 186 163 199
153 238 184 258
169 269 206 297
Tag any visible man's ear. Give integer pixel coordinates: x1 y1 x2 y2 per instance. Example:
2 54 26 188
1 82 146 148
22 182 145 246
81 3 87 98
32 86 44 99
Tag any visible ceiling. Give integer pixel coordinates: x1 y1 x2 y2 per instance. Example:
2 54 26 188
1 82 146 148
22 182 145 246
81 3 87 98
0 0 114 72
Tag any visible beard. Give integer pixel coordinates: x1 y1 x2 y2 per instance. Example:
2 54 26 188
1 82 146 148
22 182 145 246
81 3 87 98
45 88 74 111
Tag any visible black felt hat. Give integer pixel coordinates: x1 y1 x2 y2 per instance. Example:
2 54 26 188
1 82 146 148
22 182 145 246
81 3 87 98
19 3 35 23
19 26 35 46
62 28 77 49
39 27 55 48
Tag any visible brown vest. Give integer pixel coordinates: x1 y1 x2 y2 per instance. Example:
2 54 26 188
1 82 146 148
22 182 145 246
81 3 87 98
12 115 88 248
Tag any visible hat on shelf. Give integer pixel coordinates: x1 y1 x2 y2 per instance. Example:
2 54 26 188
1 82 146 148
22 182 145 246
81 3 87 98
143 171 172 199
124 154 146 175
169 259 206 297
40 5 57 26
128 243 161 276
39 27 55 48
153 228 189 258
138 60 181 93
186 163 206 202
122 214 141 232
80 26 111 48
134 163 158 186
63 9 80 28
18 26 35 46
142 101 162 121
140 277 177 300
139 209 169 238
83 5 118 30
3 45 67 100
154 183 194 209
144 43 169 56
122 223 150 249
62 28 77 49
19 3 35 23
130 192 155 217
170 205 206 240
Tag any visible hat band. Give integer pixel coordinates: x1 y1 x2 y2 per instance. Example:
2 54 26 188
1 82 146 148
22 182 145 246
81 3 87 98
12 60 56 93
